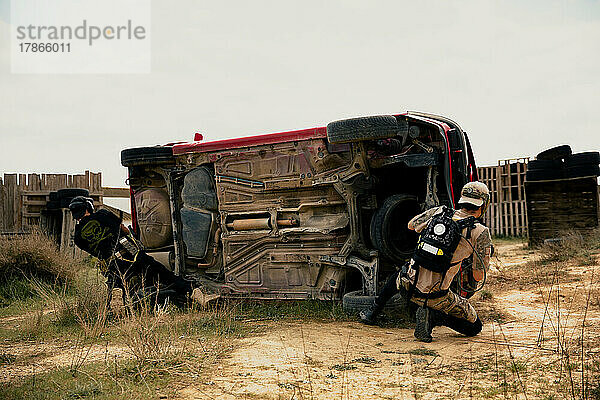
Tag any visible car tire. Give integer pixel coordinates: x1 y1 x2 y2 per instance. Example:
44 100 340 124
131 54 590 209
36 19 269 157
46 200 61 210
121 146 175 167
564 152 600 167
326 115 407 144
526 169 563 181
342 290 410 316
57 188 90 199
536 145 572 161
565 164 600 179
56 188 90 208
527 159 563 170
370 194 419 263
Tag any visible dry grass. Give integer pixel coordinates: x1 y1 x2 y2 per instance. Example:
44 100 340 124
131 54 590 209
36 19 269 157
482 230 600 399
0 230 81 284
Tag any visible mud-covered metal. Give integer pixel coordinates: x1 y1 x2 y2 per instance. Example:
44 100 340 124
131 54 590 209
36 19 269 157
123 113 476 300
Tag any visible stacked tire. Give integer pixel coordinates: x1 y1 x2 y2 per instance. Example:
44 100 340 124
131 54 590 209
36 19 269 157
564 152 600 179
526 145 600 181
46 188 90 210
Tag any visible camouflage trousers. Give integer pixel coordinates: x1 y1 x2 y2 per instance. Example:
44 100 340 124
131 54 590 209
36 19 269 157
400 277 478 323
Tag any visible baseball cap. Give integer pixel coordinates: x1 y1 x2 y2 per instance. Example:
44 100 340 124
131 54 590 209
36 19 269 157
459 182 490 207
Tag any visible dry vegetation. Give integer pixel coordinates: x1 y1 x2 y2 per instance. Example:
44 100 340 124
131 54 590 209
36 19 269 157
0 231 599 399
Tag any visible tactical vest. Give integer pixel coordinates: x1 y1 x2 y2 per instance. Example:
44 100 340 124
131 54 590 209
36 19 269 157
412 206 476 274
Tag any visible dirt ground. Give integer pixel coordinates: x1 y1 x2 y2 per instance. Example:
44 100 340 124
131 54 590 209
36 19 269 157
2 239 599 399
175 241 600 399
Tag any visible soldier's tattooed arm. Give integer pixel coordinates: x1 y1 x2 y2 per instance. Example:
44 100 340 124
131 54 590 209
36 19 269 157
408 206 442 232
472 228 492 281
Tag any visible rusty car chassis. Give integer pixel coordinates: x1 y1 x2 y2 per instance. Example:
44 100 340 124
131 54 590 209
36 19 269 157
121 112 478 301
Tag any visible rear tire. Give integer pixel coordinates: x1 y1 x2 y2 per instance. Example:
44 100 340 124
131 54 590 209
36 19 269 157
327 115 407 144
121 147 175 167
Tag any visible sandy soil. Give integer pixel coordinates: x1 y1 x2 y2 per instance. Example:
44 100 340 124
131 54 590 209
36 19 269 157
174 241 600 400
2 240 599 399
0 340 130 383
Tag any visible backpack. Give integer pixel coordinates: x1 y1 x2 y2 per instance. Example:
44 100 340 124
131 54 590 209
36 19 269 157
412 206 477 274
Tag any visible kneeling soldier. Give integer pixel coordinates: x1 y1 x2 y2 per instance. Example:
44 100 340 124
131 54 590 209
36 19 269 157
361 182 493 342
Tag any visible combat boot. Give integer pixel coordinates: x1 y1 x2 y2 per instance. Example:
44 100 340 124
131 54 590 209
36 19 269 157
414 307 446 342
359 301 384 325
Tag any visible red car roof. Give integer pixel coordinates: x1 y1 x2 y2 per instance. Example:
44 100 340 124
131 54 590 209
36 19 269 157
172 126 328 155
171 112 453 155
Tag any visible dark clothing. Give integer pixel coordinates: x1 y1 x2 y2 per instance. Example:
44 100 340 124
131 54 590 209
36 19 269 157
74 209 194 307
375 269 403 309
74 209 122 260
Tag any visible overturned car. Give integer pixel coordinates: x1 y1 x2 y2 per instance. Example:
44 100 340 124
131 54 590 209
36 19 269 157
121 112 478 302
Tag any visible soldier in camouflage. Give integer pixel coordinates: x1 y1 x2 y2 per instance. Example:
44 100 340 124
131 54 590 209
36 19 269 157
360 182 493 342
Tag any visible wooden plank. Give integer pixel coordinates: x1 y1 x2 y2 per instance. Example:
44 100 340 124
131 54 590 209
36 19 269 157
503 202 508 236
0 176 4 231
96 173 102 192
510 201 516 236
102 187 130 198
526 177 598 244
4 174 18 232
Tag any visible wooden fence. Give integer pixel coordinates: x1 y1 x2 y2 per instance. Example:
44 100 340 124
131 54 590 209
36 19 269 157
0 171 103 232
478 158 529 236
0 171 131 254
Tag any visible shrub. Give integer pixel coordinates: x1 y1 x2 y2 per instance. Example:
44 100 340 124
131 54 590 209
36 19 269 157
0 231 80 285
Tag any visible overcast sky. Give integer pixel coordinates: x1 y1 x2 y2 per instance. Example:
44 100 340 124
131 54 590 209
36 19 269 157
1 0 599 210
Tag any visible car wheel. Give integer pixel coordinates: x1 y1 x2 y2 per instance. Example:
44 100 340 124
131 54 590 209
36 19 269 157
536 145 572 161
121 146 175 167
342 290 410 316
342 290 376 315
370 194 419 263
326 115 408 144
342 290 414 319
564 152 600 167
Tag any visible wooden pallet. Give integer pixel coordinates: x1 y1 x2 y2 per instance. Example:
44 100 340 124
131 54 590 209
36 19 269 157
477 158 529 236
526 177 599 245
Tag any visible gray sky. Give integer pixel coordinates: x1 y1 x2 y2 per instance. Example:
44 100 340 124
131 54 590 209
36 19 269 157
1 0 599 211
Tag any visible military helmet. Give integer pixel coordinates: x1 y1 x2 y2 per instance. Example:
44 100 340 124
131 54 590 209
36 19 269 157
69 196 94 220
459 182 490 210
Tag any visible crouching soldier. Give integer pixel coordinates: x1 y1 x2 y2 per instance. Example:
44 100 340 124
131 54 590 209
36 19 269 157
360 182 493 342
68 196 195 309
